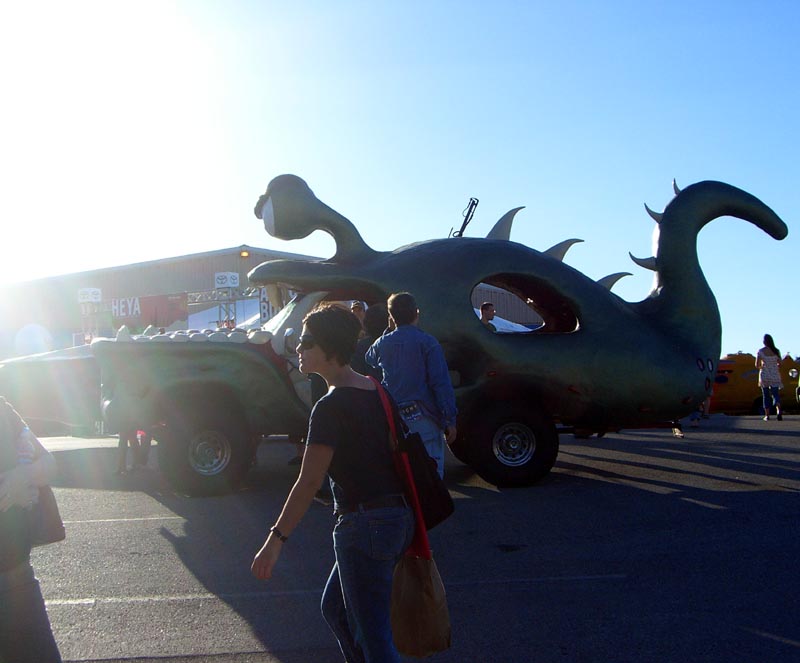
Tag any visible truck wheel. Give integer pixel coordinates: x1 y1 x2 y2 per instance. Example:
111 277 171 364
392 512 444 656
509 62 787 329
466 402 559 487
158 407 251 496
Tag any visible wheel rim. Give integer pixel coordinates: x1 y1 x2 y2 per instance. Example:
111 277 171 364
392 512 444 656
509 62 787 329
188 431 232 476
492 422 536 467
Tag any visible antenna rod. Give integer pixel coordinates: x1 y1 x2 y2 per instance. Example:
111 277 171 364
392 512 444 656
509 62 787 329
452 197 479 237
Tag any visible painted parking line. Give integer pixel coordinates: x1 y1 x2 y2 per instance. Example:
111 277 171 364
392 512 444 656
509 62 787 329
46 574 627 607
62 516 185 524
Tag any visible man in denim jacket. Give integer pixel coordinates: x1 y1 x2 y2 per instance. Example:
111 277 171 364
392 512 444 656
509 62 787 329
366 292 457 477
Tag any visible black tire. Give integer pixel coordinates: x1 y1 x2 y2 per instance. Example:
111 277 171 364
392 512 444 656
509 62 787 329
466 402 559 487
158 405 252 496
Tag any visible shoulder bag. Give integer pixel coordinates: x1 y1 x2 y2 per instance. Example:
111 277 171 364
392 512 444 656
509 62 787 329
23 428 66 547
371 378 452 657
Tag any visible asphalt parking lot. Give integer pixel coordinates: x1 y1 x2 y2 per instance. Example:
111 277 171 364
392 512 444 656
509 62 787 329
35 414 800 662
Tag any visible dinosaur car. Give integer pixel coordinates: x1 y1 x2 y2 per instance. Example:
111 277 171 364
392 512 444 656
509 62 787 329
0 176 788 496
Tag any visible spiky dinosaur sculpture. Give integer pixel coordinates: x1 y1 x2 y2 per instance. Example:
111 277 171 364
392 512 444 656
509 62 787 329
252 175 787 485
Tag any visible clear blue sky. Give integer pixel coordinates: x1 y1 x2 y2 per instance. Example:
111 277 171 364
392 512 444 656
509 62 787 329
1 1 797 356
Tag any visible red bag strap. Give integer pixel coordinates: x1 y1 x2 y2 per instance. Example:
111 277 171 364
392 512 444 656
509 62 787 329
369 376 398 451
368 377 432 559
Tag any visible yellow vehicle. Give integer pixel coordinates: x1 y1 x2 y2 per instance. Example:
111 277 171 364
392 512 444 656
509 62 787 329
711 352 799 415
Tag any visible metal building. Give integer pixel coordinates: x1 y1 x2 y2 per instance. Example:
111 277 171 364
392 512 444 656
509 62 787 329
0 245 315 359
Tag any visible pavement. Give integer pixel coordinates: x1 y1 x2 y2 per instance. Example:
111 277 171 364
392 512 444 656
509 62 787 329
34 414 800 662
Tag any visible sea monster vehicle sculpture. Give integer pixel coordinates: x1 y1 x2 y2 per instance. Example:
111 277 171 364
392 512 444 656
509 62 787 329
249 175 787 486
0 176 788 495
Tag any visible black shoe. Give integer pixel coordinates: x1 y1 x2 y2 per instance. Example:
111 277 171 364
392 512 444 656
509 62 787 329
777 413 783 421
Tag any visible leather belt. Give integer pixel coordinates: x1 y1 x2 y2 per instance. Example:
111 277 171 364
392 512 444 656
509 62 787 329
336 494 407 516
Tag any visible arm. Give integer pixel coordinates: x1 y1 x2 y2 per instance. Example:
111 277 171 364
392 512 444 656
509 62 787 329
251 442 334 580
425 341 458 441
365 340 379 370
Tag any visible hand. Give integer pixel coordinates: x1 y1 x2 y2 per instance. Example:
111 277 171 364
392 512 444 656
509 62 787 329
251 536 283 580
445 425 457 445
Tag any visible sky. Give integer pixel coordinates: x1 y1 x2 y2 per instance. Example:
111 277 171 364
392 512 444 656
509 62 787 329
1 0 797 356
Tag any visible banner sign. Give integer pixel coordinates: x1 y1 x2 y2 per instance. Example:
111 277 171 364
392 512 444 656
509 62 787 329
78 288 102 303
214 272 240 289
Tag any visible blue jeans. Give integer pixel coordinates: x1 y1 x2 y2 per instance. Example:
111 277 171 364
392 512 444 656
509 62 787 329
404 414 446 478
762 386 781 412
0 561 62 663
321 505 414 663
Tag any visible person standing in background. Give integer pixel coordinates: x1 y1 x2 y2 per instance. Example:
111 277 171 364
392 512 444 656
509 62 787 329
756 333 784 421
480 302 497 332
350 303 388 380
366 292 457 477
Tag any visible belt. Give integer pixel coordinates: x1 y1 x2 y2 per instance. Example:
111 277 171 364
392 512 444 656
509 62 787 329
335 494 407 516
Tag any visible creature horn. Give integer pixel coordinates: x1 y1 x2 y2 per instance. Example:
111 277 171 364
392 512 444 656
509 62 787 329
672 179 681 196
596 272 632 290
486 207 525 241
629 253 657 271
544 238 584 261
644 204 663 223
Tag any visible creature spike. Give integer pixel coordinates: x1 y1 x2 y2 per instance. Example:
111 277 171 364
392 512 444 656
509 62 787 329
672 179 681 196
486 207 525 241
544 238 584 262
596 272 632 290
629 253 657 271
644 203 663 223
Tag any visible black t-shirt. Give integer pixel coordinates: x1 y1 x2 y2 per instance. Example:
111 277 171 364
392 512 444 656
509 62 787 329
0 397 33 571
307 386 404 511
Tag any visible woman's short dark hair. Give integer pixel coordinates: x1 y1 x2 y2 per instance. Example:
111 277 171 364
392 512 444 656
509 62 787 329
387 292 418 326
303 304 362 366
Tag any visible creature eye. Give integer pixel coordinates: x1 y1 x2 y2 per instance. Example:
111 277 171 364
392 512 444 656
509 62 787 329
261 197 276 236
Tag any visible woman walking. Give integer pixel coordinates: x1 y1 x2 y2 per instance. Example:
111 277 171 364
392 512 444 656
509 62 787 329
251 304 414 663
756 333 783 421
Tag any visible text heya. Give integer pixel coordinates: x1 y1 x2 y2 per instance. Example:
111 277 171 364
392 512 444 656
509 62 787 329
111 297 141 318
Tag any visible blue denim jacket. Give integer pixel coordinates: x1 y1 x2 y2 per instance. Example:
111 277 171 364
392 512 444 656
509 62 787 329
366 325 457 429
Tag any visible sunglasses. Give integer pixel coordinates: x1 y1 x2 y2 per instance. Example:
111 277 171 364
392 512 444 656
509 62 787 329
297 335 316 352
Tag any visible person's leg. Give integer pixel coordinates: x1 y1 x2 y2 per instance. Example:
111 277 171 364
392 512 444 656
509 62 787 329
321 562 364 663
0 563 62 663
761 387 771 420
138 432 152 466
772 386 783 419
116 432 129 473
332 507 414 663
405 415 446 477
128 433 141 470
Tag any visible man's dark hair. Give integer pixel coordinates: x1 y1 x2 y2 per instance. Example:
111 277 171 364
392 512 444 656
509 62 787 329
480 302 494 312
387 292 418 326
302 304 362 366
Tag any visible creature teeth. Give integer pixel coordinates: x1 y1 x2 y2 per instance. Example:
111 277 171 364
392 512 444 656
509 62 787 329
644 203 663 223
672 179 681 196
629 253 657 271
544 238 583 261
486 207 525 241
596 272 632 290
